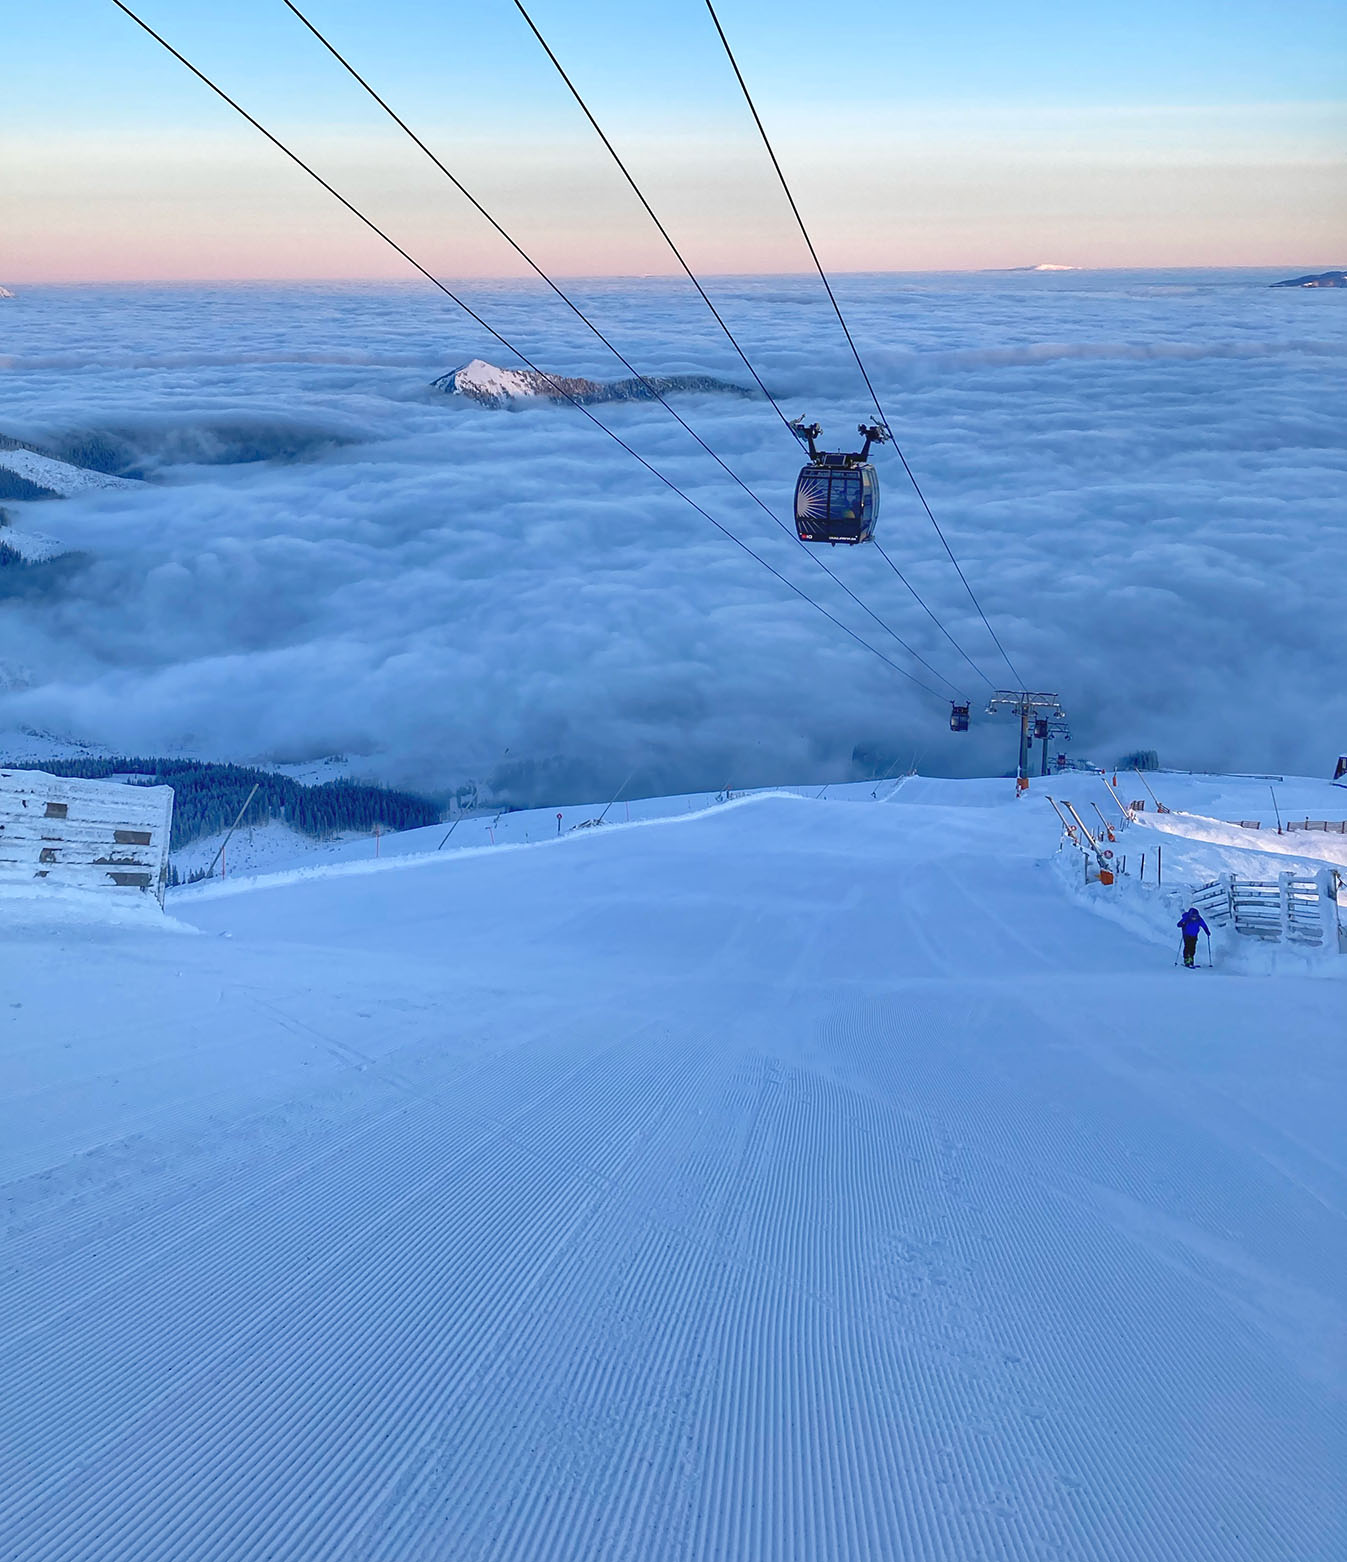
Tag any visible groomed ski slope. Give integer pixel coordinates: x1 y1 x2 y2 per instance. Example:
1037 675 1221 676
2 777 1344 1561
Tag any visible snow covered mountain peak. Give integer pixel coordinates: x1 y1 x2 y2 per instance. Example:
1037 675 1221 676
440 359 541 405
432 359 752 409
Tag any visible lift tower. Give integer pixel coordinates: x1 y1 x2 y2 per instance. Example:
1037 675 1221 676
1034 713 1071 776
987 691 1066 790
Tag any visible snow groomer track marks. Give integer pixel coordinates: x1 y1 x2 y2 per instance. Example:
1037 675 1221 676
2 782 1344 1560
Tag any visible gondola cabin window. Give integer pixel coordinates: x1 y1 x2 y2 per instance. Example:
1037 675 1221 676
798 470 861 522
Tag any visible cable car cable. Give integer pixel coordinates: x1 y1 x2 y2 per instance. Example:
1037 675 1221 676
511 1 800 442
872 542 996 691
107 0 952 704
275 0 965 697
512 0 999 695
703 0 1025 691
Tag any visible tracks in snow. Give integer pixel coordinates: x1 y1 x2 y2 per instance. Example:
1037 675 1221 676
2 798 1344 1559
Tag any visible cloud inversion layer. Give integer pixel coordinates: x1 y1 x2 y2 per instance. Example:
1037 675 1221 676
1 271 1343 800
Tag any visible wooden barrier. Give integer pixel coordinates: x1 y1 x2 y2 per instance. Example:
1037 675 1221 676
1192 869 1342 950
0 768 173 905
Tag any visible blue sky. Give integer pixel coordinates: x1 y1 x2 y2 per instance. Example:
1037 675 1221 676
5 0 1345 279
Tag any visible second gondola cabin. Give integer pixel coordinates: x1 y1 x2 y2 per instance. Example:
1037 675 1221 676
791 419 889 546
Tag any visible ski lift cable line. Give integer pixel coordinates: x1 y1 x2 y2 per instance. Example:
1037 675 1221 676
703 0 1026 690
872 541 997 692
276 0 966 698
510 0 800 442
512 0 997 697
107 0 950 704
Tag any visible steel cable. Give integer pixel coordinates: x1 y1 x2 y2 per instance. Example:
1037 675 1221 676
704 0 1026 690
109 0 951 703
514 0 1002 696
277 0 965 696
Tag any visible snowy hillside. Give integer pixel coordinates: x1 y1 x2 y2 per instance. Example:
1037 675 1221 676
0 443 139 501
2 773 1344 1560
0 524 66 563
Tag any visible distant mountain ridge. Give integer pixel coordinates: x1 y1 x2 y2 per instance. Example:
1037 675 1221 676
433 358 753 409
1271 270 1346 288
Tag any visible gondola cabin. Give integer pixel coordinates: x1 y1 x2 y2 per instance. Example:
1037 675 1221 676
790 418 889 546
794 458 880 545
950 703 970 733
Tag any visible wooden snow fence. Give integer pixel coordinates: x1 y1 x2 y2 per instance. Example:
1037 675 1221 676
1232 819 1346 834
0 768 173 905
1191 869 1343 952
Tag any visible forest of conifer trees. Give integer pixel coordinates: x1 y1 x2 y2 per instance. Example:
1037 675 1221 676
13 756 440 851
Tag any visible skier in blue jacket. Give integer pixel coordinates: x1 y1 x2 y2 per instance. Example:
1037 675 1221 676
1177 907 1210 967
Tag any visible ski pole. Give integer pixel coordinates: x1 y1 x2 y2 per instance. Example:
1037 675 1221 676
1205 930 1212 967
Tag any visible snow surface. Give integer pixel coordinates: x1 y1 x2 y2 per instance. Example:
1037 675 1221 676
2 772 1343 1560
181 767 1347 887
172 817 386 880
1137 805 1347 872
0 525 65 563
0 728 117 764
0 446 137 498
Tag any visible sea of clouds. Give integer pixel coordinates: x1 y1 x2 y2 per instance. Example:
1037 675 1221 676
0 269 1343 804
